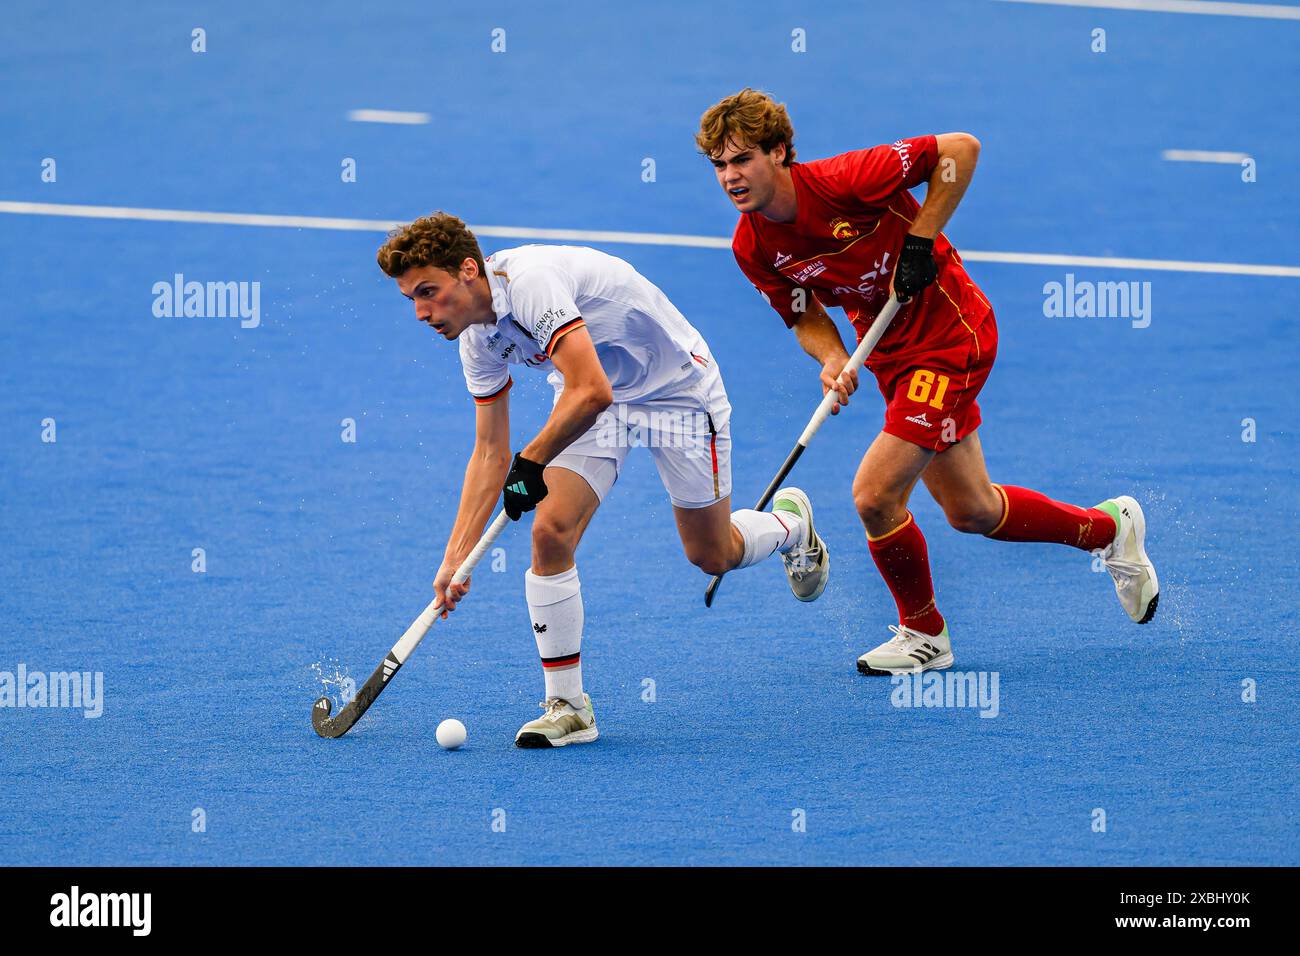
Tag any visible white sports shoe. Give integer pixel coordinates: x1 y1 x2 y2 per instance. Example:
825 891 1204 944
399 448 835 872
1095 495 1159 624
514 694 599 748
772 486 830 602
857 623 953 676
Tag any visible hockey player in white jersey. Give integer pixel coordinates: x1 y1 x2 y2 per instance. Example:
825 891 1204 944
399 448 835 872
377 212 828 748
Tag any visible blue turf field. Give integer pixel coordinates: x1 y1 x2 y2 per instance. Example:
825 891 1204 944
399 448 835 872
1 1 1297 865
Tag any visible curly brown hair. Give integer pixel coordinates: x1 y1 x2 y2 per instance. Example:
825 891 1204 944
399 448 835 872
695 88 796 165
376 212 486 278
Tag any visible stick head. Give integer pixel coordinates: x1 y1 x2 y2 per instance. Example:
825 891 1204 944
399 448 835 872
704 575 722 607
312 696 347 738
311 656 394 738
312 697 335 738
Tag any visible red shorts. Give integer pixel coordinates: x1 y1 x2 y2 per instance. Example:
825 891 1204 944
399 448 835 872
870 311 998 454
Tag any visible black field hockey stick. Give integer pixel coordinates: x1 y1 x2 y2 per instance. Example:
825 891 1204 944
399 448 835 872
312 510 512 738
704 295 907 608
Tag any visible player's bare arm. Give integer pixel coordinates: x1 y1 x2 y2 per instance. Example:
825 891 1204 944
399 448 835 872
790 298 858 415
908 133 980 239
499 325 614 524
435 395 511 616
520 326 613 466
894 132 981 300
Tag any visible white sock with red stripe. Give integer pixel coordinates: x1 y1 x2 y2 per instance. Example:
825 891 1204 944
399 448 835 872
525 565 584 708
730 509 805 568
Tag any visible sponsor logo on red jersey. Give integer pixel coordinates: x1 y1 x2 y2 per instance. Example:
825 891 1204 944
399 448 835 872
791 260 828 283
891 139 914 175
831 253 892 300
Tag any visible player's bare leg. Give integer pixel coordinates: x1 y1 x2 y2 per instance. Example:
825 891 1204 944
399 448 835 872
852 431 934 539
530 465 602 575
923 429 1159 623
852 432 954 674
673 497 742 575
675 493 829 602
918 430 1003 534
516 466 602 748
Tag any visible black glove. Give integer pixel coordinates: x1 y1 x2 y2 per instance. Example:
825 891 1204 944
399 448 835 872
502 452 547 520
893 234 937 301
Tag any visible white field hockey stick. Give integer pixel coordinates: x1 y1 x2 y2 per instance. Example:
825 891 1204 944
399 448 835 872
704 294 907 607
312 509 512 738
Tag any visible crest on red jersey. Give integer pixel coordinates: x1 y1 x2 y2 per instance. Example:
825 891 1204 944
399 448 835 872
830 218 858 241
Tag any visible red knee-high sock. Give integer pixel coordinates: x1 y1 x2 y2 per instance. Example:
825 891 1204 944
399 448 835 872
986 484 1116 551
868 512 946 636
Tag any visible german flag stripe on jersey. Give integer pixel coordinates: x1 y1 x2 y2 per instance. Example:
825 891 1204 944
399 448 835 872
472 377 512 405
706 411 720 499
544 317 586 356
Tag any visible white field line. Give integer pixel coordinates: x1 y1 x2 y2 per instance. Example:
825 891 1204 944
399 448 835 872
346 109 431 125
995 0 1300 19
2 199 1299 278
958 249 1300 277
1162 149 1252 163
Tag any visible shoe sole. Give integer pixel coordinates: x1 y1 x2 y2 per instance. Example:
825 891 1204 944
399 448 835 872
514 727 599 748
777 487 829 603
857 651 954 676
1115 495 1159 624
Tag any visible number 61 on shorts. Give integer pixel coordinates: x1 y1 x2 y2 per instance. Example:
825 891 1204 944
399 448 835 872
906 369 951 410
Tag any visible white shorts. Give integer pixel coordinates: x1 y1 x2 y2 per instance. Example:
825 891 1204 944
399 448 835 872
550 360 732 510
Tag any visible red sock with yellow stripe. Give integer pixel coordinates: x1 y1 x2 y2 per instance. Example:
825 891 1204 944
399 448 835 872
867 512 946 636
985 484 1116 551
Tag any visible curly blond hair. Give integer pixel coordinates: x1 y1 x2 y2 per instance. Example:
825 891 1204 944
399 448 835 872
695 88 796 165
376 212 485 278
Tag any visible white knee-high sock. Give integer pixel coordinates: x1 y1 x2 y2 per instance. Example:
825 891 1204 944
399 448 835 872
525 565 585 707
730 508 806 569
